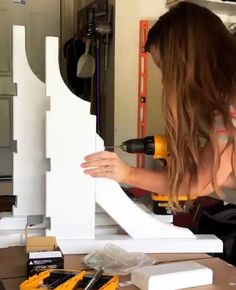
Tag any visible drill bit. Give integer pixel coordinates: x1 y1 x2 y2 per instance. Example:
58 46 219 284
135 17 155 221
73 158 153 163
105 145 121 149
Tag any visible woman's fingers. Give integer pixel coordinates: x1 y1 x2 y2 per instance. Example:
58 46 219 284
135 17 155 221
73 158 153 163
83 166 107 176
81 151 131 183
81 151 115 169
81 158 112 169
84 151 116 161
81 151 117 169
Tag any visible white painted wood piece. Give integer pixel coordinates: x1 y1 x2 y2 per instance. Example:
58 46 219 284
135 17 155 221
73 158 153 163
131 261 213 290
2 214 119 242
12 25 48 216
45 35 223 254
57 235 223 254
45 37 97 239
96 175 193 238
0 25 48 247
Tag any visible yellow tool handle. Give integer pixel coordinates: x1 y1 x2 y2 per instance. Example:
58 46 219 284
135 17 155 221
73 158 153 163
153 135 168 159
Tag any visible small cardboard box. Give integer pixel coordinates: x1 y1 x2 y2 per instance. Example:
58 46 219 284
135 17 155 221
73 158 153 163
26 236 64 277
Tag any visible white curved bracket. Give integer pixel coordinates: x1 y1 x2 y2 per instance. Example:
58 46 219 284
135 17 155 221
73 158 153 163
13 25 48 216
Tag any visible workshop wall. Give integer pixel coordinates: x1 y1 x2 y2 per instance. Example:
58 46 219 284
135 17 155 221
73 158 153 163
114 0 166 169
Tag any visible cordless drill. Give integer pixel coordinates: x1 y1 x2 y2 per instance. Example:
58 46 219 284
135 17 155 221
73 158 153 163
119 135 168 160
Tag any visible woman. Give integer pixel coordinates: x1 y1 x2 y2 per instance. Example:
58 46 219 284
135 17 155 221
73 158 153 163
81 1 236 211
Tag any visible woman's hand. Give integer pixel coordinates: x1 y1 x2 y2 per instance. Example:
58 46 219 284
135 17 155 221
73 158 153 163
81 151 131 183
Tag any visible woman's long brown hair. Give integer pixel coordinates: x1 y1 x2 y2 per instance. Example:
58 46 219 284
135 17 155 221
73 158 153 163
145 2 236 211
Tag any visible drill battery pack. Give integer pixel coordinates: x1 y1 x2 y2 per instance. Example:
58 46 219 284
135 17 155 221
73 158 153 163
152 193 188 215
20 269 119 290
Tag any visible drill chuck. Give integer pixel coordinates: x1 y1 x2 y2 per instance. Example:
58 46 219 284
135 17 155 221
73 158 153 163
120 135 168 159
121 136 155 155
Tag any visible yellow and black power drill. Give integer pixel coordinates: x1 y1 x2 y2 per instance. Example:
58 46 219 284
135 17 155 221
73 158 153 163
118 135 168 160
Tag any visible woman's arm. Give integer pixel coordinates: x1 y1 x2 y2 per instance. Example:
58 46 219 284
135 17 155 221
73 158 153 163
80 150 169 192
124 166 169 193
81 142 234 197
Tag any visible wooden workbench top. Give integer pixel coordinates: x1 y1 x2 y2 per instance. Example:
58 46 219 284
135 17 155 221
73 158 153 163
0 247 236 290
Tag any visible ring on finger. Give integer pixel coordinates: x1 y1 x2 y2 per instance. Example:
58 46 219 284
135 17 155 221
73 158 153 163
105 165 110 173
